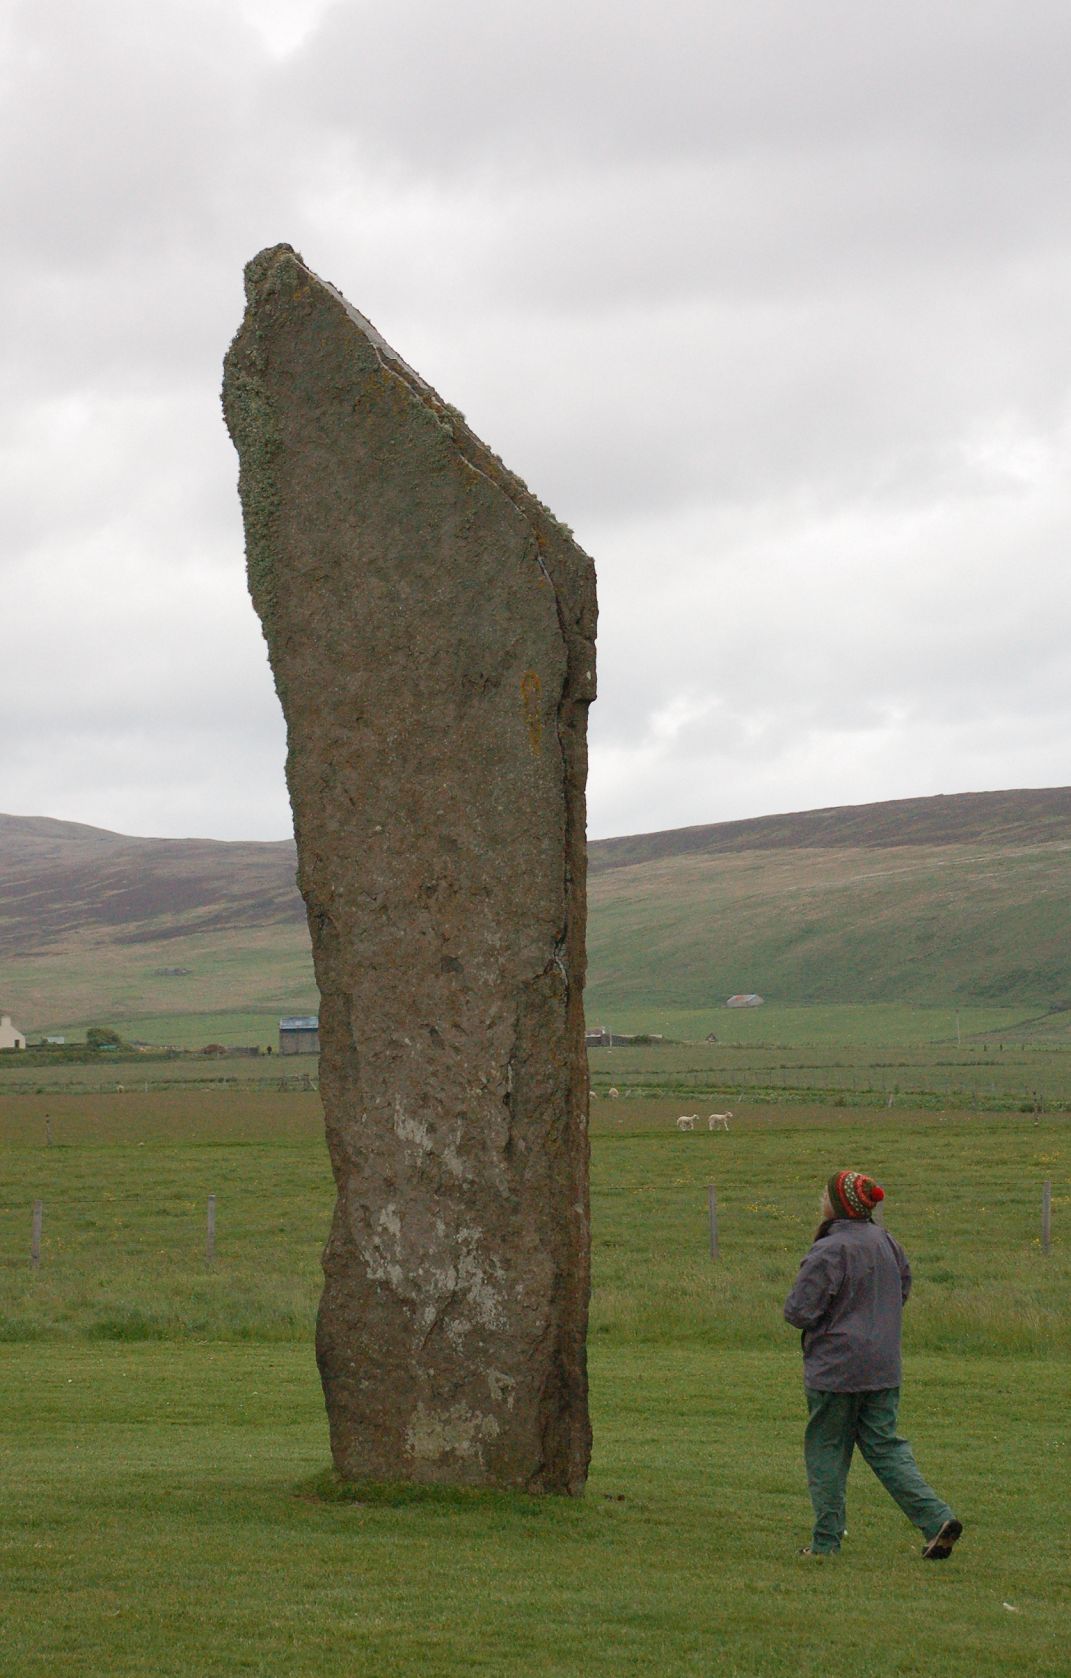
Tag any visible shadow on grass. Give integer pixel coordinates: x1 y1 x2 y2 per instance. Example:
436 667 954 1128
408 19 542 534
296 1466 554 1517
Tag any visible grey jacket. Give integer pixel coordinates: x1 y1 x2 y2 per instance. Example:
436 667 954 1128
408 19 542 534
783 1218 911 1392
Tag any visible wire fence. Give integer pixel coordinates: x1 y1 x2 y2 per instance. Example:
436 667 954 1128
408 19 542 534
0 1072 320 1096
0 1179 1057 1274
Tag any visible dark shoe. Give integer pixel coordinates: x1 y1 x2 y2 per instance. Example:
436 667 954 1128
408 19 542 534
922 1518 963 1561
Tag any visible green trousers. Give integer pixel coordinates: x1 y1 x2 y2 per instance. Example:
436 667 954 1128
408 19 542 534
804 1387 954 1553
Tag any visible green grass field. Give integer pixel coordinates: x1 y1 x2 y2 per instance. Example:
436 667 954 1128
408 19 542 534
2 926 318 1048
64 1010 302 1051
586 1003 1045 1046
585 832 1071 1012
0 1091 1067 1674
8 1004 1071 1115
588 1039 1071 1113
0 1051 318 1098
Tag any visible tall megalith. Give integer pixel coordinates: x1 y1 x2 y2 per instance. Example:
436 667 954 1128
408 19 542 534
223 246 596 1493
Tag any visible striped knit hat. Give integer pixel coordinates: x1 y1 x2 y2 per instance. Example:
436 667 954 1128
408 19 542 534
828 1169 884 1220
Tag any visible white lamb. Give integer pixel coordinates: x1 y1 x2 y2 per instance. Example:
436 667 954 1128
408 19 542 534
707 1111 732 1131
676 1115 698 1131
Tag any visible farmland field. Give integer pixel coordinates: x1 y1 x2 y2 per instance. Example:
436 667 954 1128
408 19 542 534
0 1088 1066 1675
8 1003 1071 1113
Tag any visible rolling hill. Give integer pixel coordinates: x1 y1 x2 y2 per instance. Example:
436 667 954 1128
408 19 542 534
585 788 1071 1017
0 814 313 1038
2 788 1070 1039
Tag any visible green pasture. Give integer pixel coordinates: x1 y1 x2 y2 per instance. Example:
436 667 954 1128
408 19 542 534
587 1002 1042 1047
587 1038 1071 1112
0 1093 1067 1674
585 836 1071 1011
32 1011 296 1052
2 1342 1065 1678
1 1095 1066 1353
5 927 317 1048
0 1050 316 1098
8 1004 1071 1114
24 1002 1050 1055
119 1011 286 1050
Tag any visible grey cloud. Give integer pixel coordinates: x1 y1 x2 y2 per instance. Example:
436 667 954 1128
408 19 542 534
2 0 1070 843
3 0 258 264
285 1 1071 174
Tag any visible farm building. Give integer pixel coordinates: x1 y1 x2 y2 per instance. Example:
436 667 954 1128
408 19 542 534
585 1026 611 1048
726 994 764 1009
0 1013 27 1050
279 1015 320 1055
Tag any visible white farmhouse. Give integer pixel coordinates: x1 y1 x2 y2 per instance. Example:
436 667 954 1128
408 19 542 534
0 1013 27 1050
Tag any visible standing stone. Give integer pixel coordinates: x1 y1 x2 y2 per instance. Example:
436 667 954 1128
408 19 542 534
223 246 596 1493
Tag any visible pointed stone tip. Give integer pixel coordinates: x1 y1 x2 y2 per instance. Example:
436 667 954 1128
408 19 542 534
243 243 305 304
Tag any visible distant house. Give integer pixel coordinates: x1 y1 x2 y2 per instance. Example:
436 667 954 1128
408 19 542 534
585 1026 611 1048
280 1015 320 1055
726 994 764 1009
0 1014 27 1050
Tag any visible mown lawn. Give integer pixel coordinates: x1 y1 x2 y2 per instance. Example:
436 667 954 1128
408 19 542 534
0 1097 1067 1675
1 1342 1065 1678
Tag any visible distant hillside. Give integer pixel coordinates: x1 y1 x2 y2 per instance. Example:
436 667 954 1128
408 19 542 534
586 788 1071 1015
0 814 304 950
2 788 1070 1035
590 787 1071 870
0 814 313 1034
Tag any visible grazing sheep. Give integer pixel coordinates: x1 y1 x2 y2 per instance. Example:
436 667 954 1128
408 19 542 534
607 1087 619 1099
707 1111 732 1131
676 1115 698 1131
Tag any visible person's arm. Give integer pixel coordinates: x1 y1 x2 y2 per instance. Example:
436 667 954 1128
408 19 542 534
783 1243 843 1329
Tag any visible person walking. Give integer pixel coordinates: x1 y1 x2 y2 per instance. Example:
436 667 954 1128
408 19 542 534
783 1169 962 1560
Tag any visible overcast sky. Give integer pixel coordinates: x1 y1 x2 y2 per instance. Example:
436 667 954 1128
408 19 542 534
3 0 1069 842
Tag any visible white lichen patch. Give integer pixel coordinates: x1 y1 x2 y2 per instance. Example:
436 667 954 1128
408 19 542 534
361 1200 406 1291
392 1100 467 1180
378 1204 402 1239
392 1097 433 1154
442 1143 467 1180
405 1402 500 1465
362 1251 405 1290
486 1370 517 1410
455 1227 505 1329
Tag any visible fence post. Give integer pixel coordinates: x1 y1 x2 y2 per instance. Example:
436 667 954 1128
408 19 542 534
707 1182 719 1261
31 1200 42 1271
1041 1180 1052 1256
206 1194 216 1265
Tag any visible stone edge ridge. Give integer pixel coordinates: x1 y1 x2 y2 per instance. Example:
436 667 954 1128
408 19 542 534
242 244 596 567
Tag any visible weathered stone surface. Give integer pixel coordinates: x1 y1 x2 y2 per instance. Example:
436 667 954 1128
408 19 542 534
223 246 596 1493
